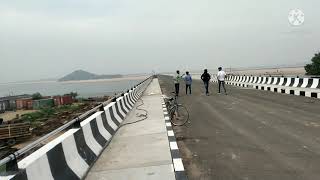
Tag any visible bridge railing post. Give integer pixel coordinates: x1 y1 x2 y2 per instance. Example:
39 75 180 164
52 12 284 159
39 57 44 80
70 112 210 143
99 104 104 112
72 117 81 128
5 155 18 172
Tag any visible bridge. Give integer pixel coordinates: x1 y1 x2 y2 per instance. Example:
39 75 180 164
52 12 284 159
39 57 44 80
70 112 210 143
1 74 320 180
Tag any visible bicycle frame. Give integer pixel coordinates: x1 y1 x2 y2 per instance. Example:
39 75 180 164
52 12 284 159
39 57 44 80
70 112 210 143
165 93 189 126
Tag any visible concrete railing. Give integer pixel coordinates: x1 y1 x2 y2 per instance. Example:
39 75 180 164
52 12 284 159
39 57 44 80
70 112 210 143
0 77 153 180
224 75 320 98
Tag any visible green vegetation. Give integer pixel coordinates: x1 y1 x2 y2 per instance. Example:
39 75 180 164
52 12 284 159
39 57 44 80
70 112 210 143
32 92 43 100
0 164 6 173
305 52 320 75
65 92 78 99
21 104 82 127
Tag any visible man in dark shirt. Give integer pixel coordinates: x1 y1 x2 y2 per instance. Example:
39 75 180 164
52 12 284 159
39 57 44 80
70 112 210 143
201 69 211 95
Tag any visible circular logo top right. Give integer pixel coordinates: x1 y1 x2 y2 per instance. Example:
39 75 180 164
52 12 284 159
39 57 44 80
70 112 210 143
288 9 305 26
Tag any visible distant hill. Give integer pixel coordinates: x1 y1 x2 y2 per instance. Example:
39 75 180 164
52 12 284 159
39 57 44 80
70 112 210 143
58 70 122 81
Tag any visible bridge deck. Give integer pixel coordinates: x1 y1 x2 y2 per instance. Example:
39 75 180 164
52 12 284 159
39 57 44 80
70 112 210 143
85 78 175 180
158 75 320 180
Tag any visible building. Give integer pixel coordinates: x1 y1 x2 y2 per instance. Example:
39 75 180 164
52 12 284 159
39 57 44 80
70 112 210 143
32 98 54 110
0 101 6 113
53 95 73 106
16 98 33 110
0 95 31 113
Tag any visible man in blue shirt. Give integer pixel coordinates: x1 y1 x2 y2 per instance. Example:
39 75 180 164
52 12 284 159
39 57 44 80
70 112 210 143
184 71 192 95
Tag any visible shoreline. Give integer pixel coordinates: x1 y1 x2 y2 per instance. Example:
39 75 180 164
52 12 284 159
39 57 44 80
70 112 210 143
0 75 148 86
59 75 148 84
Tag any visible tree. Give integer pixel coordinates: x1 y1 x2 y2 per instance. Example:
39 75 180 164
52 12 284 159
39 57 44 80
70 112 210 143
68 92 78 99
32 92 43 100
305 52 320 75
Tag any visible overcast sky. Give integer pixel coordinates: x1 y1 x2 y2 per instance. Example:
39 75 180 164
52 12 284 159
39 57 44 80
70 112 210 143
0 0 319 82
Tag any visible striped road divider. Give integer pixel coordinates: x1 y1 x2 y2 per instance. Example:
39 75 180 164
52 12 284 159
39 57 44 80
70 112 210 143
161 97 187 180
222 75 320 98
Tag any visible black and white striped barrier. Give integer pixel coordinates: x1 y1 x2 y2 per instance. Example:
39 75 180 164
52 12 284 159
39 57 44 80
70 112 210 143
161 97 187 180
1 77 152 180
224 75 320 98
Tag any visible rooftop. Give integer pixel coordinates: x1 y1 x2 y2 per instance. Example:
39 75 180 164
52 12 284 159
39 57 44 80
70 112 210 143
0 94 32 101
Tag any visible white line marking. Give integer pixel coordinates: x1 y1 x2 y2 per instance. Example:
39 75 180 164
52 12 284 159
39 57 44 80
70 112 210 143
173 158 185 171
170 142 178 150
166 122 172 127
1 175 15 180
165 116 170 120
168 130 174 136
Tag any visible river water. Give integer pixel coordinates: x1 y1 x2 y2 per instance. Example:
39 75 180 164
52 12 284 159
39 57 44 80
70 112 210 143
0 76 147 98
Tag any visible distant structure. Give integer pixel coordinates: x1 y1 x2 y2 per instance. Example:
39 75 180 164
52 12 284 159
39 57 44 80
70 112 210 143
0 95 31 113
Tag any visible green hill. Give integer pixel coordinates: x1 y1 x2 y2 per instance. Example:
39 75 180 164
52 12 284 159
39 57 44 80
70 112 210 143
58 70 122 81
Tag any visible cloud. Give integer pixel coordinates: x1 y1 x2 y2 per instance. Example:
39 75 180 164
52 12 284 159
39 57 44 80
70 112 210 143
0 0 319 82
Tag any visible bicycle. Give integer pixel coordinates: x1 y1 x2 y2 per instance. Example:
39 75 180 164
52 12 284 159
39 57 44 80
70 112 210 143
165 92 189 126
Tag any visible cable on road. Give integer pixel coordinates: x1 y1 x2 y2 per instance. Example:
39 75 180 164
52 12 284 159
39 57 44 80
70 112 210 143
119 99 148 128
304 99 316 104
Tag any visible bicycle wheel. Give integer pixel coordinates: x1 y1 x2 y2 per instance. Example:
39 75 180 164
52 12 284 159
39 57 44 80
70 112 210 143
170 105 189 126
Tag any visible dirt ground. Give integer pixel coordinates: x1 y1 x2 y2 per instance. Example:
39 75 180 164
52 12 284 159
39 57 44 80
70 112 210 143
159 75 320 180
0 110 38 122
0 98 109 160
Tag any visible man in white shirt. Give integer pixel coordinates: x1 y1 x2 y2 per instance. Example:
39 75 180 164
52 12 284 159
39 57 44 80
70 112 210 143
173 70 184 96
217 67 227 94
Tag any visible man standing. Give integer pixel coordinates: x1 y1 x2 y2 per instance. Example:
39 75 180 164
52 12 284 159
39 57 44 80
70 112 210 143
173 70 183 96
217 67 227 94
201 69 211 95
184 71 192 95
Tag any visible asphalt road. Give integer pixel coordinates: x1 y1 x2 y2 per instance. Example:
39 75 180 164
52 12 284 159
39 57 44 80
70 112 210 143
158 75 320 180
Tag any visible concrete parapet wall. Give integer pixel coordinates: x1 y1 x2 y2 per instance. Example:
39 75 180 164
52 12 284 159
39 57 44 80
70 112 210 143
225 75 320 98
2 77 153 180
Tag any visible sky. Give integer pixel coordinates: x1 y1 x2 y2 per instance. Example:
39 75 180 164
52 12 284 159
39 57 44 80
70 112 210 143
0 0 319 82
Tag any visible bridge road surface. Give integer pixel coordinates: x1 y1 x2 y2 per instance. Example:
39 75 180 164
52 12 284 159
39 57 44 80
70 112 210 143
158 75 320 180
